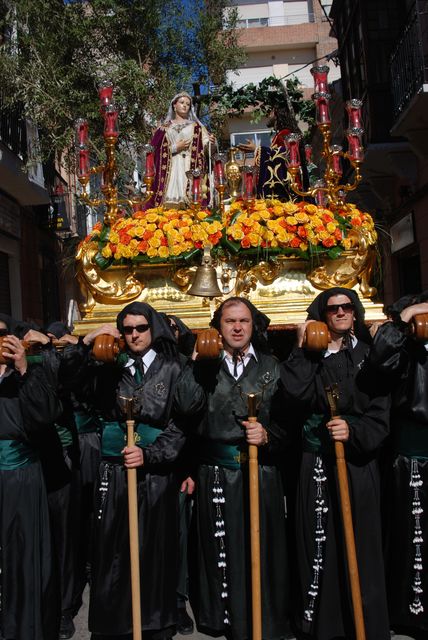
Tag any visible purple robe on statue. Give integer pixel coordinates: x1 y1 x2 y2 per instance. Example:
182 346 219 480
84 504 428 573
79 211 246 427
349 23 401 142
145 121 209 209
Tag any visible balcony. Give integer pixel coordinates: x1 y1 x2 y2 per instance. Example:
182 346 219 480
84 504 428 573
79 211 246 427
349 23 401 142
0 99 27 161
236 13 315 29
390 1 428 155
0 101 50 205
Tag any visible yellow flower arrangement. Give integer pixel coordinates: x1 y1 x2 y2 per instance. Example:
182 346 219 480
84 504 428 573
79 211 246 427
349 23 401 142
96 207 223 262
82 200 376 267
226 199 376 256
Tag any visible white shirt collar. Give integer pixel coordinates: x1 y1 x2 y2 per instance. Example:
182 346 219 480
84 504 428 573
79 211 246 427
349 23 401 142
124 348 157 374
222 343 257 361
222 343 257 378
324 334 358 358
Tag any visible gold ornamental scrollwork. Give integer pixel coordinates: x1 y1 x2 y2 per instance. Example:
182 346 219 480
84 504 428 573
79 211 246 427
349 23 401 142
76 242 143 310
235 260 280 297
307 228 377 296
172 266 197 292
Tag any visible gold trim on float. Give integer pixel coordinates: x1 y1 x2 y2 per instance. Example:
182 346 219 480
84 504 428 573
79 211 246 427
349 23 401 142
74 227 384 333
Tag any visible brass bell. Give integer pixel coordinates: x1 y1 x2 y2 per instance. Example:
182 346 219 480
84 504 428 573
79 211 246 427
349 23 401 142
188 245 222 298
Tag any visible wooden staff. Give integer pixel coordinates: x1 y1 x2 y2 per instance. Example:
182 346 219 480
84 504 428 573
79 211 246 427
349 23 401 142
325 384 366 640
247 393 262 640
123 397 142 640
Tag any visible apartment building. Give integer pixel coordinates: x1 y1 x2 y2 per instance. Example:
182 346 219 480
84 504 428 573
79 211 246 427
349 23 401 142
226 0 340 149
330 0 428 302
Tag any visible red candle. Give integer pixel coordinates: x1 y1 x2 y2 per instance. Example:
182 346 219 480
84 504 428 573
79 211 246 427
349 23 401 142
145 151 155 178
315 190 326 207
78 148 90 177
141 144 155 177
192 170 201 203
243 169 254 200
76 119 89 147
286 133 301 168
311 65 329 93
331 145 343 176
214 157 225 185
346 99 363 129
98 81 113 109
104 104 119 138
316 96 331 125
346 129 364 161
314 181 327 207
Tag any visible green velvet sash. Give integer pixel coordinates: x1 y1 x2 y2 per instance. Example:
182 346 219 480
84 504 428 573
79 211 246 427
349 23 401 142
303 414 325 453
55 423 73 447
0 439 38 470
395 418 428 460
198 440 248 471
74 411 98 434
303 413 355 454
101 421 162 457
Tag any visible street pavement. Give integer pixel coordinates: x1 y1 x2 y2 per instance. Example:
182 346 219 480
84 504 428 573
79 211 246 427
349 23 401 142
73 586 418 640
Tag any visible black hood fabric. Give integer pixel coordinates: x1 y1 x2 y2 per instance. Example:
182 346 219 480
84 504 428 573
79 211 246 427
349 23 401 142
306 287 371 343
210 297 271 354
385 290 428 323
116 302 178 358
166 314 196 356
0 313 15 333
45 321 70 339
13 320 42 340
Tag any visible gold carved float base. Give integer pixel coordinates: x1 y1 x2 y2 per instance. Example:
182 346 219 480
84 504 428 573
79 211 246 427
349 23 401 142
74 243 384 333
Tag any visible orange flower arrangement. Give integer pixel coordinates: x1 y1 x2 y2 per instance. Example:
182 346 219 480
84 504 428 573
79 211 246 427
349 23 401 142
84 207 223 264
81 200 376 267
226 199 376 257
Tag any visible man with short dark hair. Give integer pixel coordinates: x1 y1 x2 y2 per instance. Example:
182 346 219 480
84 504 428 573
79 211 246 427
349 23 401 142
175 297 289 640
67 302 185 640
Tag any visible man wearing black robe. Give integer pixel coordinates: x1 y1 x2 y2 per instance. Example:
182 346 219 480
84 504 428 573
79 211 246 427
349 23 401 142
66 302 185 640
175 297 289 640
369 291 428 638
0 315 61 640
280 287 390 640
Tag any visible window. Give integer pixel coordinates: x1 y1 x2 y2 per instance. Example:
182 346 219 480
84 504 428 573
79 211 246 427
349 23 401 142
236 17 269 28
230 131 273 158
0 251 11 315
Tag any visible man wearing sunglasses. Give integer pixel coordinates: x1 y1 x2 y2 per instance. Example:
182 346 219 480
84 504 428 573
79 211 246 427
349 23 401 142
66 302 185 640
280 287 390 640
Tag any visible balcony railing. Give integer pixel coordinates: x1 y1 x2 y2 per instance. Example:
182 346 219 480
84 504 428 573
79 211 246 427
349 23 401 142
390 2 428 120
0 98 27 160
236 13 315 29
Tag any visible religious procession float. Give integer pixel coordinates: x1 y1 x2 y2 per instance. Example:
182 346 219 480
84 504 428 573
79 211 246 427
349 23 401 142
74 67 384 332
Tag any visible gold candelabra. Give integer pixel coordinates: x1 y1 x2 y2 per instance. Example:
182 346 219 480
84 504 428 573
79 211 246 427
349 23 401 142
75 83 155 226
286 66 365 210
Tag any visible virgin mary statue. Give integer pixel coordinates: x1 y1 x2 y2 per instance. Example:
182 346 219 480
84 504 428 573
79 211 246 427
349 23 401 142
145 92 214 209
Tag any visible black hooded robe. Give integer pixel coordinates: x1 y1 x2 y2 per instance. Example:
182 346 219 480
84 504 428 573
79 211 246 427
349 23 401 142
280 288 390 640
61 303 185 638
369 311 428 633
0 364 61 640
175 352 289 640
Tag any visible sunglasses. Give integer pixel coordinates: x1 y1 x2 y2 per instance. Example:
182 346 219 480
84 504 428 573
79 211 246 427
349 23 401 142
0 329 9 337
326 303 355 314
122 324 150 335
